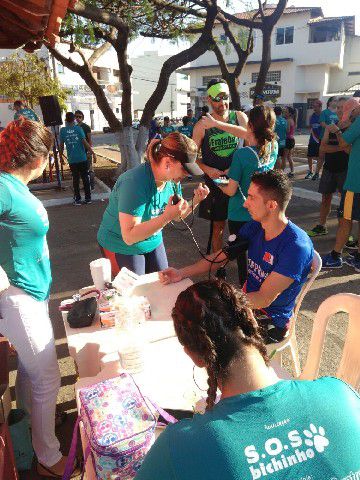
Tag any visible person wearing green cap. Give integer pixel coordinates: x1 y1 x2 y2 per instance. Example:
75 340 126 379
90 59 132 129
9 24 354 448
192 79 248 278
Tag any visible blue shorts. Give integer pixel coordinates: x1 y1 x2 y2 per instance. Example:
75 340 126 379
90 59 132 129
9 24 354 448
338 190 360 221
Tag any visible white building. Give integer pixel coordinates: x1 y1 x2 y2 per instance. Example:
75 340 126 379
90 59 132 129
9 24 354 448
181 5 360 127
0 43 127 131
130 50 190 119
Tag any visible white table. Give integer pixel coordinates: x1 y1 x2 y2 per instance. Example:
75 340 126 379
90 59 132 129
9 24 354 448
62 273 193 378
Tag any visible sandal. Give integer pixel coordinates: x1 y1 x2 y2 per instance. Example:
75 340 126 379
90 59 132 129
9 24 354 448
37 456 81 478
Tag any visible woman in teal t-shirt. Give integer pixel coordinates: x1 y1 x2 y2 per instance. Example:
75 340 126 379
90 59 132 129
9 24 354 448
220 106 278 285
136 280 360 480
98 132 209 275
0 119 78 477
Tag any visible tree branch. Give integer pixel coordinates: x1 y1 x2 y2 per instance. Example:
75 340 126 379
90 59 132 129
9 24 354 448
69 1 128 30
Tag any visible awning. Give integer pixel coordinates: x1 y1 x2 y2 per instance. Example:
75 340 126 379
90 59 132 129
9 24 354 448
0 0 77 52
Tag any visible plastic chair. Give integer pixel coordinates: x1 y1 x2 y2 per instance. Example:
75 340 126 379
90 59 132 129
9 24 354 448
266 250 322 377
300 293 360 389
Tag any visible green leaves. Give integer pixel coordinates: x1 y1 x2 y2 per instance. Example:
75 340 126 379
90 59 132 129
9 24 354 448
0 53 70 110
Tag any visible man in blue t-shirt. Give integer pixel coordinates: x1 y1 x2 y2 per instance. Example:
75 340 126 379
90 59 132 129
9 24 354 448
160 170 314 343
305 99 322 179
59 112 96 205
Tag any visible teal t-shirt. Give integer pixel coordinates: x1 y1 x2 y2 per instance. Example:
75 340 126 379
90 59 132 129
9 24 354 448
0 172 51 301
161 125 175 136
342 115 360 193
177 125 193 138
97 163 178 255
228 143 278 222
59 125 87 164
14 108 39 122
275 117 287 148
136 377 360 480
319 108 338 138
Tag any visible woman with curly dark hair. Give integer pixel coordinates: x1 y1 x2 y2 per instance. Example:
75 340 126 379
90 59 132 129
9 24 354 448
136 279 360 480
0 118 79 477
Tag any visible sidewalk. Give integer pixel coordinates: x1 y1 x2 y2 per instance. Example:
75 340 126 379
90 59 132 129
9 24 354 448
16 179 359 479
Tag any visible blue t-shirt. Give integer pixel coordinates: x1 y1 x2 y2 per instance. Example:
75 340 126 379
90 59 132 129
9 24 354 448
238 220 313 327
309 112 321 144
228 144 278 222
342 115 360 193
14 108 39 122
319 109 338 138
59 125 87 164
275 117 287 148
136 377 360 480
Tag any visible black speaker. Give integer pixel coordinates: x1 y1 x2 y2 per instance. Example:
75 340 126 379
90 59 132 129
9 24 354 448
38 95 63 126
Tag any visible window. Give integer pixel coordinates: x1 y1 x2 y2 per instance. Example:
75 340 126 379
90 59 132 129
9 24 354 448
113 69 120 77
202 75 217 86
57 63 64 74
182 74 189 80
276 26 294 45
219 34 227 43
309 24 341 43
251 71 281 83
349 72 360 76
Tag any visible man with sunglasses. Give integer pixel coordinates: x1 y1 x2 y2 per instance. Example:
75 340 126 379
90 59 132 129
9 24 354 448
192 79 248 278
75 110 96 189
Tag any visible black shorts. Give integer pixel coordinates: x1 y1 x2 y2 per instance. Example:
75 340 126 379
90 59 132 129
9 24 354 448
254 312 289 344
318 168 346 194
338 190 360 221
285 138 295 150
198 176 229 221
307 140 320 158
278 147 285 158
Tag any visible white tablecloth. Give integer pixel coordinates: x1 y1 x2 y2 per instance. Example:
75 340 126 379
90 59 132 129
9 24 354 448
62 273 193 378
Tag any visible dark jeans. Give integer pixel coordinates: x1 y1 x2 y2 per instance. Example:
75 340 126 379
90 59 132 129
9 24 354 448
69 161 91 201
228 220 248 287
100 242 168 276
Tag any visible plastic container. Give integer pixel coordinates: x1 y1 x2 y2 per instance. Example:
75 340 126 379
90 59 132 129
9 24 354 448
89 258 111 290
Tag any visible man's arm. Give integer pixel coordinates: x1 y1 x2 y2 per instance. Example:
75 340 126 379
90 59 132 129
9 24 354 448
200 113 248 139
159 249 228 284
82 138 97 158
246 272 294 309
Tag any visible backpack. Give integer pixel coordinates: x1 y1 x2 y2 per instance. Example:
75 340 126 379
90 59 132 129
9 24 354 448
63 373 176 480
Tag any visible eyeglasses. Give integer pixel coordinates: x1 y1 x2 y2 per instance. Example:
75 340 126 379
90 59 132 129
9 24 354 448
209 94 229 102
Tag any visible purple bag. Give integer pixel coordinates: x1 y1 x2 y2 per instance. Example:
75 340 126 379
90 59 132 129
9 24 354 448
63 373 176 480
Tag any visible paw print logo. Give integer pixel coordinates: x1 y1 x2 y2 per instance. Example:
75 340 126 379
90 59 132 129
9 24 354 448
303 424 329 453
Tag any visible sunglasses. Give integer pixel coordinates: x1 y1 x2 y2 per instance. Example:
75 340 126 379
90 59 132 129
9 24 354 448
210 94 229 102
75 115 83 119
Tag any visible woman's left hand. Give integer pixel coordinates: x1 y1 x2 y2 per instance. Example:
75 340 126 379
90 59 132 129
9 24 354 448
193 183 210 203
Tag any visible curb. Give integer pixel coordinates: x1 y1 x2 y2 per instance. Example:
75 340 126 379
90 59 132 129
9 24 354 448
41 177 110 207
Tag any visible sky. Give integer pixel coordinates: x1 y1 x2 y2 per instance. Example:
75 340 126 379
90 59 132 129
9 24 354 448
128 0 359 57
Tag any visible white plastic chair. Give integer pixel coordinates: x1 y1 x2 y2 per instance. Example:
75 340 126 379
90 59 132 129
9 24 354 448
300 293 360 389
266 250 322 377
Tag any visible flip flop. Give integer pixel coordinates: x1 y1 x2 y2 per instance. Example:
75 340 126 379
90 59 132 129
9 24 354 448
37 456 81 478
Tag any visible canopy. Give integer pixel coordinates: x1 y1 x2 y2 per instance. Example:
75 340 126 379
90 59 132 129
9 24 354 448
0 0 77 52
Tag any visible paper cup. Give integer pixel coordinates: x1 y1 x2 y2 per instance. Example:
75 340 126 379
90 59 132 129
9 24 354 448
90 258 111 290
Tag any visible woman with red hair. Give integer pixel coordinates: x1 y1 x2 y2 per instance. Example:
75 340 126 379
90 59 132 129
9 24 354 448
97 132 209 276
0 118 78 477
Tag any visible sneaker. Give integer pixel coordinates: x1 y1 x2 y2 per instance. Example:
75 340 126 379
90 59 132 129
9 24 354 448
343 256 360 272
321 253 343 269
305 171 313 179
307 225 328 237
73 200 82 206
215 267 227 280
84 199 92 204
312 172 319 181
345 237 358 250
287 172 295 178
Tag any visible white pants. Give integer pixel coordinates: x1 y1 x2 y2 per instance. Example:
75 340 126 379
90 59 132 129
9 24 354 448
0 286 62 467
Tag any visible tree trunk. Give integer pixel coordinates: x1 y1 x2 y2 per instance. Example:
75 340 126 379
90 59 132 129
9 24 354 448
253 27 272 102
228 75 241 110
